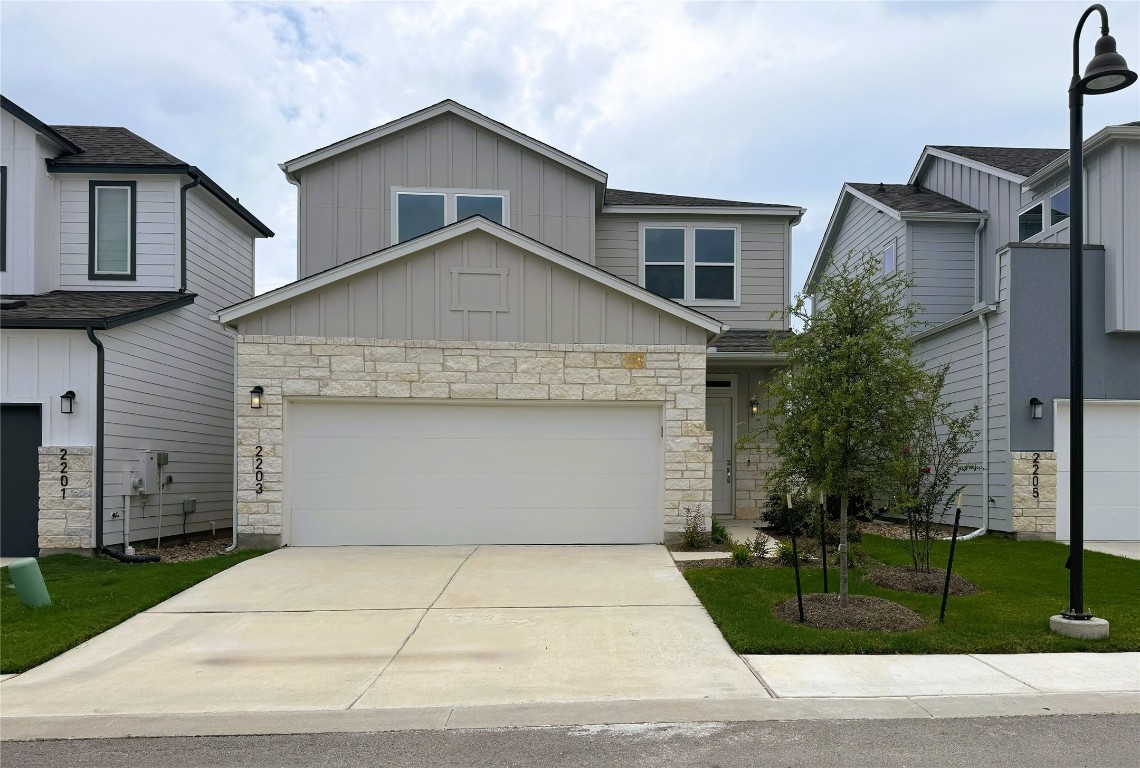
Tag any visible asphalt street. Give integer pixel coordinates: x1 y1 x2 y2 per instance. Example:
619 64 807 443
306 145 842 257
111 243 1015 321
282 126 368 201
3 714 1138 767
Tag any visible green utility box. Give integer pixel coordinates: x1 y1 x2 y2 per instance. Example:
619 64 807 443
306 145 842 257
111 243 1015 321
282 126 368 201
8 557 51 608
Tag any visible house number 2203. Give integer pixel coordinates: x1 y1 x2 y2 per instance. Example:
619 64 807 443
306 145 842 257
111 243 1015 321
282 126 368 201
1031 452 1040 499
254 445 264 495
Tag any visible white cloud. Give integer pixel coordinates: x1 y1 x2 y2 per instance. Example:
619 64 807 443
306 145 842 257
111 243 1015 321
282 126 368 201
3 0 1137 296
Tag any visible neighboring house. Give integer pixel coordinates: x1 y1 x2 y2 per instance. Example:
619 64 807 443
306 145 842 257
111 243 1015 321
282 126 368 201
0 96 273 556
807 123 1140 543
217 100 803 547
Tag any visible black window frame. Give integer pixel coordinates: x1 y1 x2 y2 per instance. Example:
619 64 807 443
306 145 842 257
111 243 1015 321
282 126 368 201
88 180 137 281
1 165 7 272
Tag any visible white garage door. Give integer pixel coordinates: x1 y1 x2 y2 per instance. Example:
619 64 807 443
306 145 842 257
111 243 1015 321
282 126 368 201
1056 401 1140 542
287 401 663 545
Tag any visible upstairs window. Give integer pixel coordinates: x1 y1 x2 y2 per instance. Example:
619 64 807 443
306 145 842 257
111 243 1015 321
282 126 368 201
1018 203 1044 241
640 223 740 304
1050 188 1070 226
393 188 508 244
89 181 135 280
1 166 7 271
882 241 896 274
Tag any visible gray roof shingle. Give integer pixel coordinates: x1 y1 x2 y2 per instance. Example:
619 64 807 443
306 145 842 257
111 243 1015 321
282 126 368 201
849 183 983 215
709 329 791 353
0 291 195 329
48 125 186 167
930 145 1066 177
605 188 797 209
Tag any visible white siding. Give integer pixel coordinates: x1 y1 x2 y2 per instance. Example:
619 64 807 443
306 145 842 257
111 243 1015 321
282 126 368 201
595 213 790 330
57 175 180 291
98 189 255 545
0 330 97 447
1 109 58 295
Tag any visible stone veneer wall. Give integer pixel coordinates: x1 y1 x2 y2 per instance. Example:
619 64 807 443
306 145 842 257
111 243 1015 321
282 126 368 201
236 336 712 545
733 443 777 520
1011 450 1056 538
38 446 94 551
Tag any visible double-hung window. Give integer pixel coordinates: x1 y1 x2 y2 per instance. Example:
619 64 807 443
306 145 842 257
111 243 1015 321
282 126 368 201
640 223 740 304
393 188 509 244
89 180 136 280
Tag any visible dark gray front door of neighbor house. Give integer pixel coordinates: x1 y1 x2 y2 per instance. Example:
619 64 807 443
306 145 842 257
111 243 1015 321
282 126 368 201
1 405 41 557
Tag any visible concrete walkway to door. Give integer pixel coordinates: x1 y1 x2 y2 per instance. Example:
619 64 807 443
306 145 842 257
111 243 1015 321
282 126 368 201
0 546 764 722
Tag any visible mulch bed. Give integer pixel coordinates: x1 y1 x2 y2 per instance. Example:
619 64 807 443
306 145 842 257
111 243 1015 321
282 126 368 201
667 541 734 553
864 565 979 596
675 556 783 573
862 518 976 540
112 535 236 564
773 592 927 632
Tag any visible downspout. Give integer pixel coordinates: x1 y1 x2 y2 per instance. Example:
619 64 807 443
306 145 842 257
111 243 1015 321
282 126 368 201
85 327 105 553
223 323 240 552
954 310 991 541
179 172 202 293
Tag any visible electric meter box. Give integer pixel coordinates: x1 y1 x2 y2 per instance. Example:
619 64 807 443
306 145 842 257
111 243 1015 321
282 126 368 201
139 451 164 495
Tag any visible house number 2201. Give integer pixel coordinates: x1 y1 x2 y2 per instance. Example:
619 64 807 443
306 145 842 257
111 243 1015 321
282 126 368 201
254 445 264 495
60 448 69 499
1031 452 1040 499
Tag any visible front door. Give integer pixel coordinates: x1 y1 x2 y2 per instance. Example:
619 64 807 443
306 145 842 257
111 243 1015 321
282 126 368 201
706 396 733 517
1 404 42 557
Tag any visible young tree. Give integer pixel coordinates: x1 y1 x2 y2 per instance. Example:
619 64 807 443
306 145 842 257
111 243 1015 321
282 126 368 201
892 367 979 573
743 254 928 606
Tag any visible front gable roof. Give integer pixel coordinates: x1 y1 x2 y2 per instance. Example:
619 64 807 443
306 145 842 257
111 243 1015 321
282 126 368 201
1023 122 1140 192
1 95 82 154
218 216 727 336
279 100 608 186
908 144 1065 185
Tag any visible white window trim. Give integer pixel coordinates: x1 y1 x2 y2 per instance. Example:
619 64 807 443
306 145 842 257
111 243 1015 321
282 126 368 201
1048 187 1071 228
390 187 511 245
93 184 134 276
637 221 741 307
882 239 897 275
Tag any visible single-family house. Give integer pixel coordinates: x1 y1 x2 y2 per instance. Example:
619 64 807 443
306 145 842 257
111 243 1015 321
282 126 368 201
217 100 803 547
0 96 273 556
807 122 1140 542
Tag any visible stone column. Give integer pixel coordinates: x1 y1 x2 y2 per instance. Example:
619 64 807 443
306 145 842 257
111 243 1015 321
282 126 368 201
38 446 94 552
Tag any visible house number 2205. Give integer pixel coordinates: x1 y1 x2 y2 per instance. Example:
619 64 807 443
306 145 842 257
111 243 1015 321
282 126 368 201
254 445 264 495
1031 452 1040 499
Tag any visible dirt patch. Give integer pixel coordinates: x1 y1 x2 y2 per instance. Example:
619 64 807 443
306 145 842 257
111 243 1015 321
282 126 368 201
676 556 784 573
862 518 976 541
772 592 928 632
865 565 979 596
108 535 236 564
667 541 734 553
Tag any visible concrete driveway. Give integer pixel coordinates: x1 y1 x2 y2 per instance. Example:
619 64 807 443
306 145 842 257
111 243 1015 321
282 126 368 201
0 546 765 718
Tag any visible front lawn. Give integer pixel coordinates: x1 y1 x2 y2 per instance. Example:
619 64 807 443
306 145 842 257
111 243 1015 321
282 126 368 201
1 550 265 673
685 535 1140 654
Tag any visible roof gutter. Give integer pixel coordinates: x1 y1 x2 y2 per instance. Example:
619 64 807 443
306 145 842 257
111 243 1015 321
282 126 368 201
85 327 105 551
706 351 786 363
180 175 202 292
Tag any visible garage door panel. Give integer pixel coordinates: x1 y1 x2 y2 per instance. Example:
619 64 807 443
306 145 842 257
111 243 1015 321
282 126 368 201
291 436 661 476
287 402 664 545
1056 438 1139 472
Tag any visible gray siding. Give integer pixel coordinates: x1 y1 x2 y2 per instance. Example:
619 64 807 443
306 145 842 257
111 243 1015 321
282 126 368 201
237 230 706 345
99 189 255 545
910 220 977 326
919 156 1031 303
296 115 597 277
594 214 790 330
813 196 907 313
57 175 180 291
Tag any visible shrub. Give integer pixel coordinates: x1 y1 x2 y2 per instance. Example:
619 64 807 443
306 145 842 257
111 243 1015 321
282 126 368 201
776 540 800 567
710 517 732 547
761 494 814 535
750 533 772 559
731 543 752 567
680 506 709 550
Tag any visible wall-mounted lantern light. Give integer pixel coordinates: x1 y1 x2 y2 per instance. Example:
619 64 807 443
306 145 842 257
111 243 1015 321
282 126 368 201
60 390 76 415
1030 397 1044 420
750 397 759 416
250 386 264 409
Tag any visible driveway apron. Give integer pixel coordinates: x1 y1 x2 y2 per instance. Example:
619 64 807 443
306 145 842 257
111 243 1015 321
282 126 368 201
0 545 765 717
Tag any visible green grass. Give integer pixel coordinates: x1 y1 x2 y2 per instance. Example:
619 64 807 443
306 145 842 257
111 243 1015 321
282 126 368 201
685 535 1140 654
1 550 266 673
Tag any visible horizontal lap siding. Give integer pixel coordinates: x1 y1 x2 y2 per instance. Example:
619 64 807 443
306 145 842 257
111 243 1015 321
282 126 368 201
58 175 179 290
237 231 705 346
910 221 977 327
815 197 907 313
594 213 789 330
299 115 596 277
99 190 255 545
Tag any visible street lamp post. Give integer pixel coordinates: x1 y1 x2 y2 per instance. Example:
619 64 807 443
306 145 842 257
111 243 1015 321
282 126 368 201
1053 4 1136 638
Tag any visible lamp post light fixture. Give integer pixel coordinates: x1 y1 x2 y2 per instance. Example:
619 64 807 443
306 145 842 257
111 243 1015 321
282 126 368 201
60 390 76 415
1030 397 1044 420
250 386 264 409
1054 4 1135 638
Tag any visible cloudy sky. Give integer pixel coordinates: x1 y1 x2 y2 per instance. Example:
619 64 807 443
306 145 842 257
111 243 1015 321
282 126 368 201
3 1 1138 295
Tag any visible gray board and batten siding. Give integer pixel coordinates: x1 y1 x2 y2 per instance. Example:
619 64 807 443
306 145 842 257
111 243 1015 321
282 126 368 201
235 229 710 346
595 213 791 331
1008 244 1140 454
98 188 256 545
295 114 598 278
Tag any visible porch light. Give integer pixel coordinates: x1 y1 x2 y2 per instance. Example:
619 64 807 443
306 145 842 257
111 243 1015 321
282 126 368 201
60 390 76 415
1030 397 1044 420
250 386 264 409
750 397 758 416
